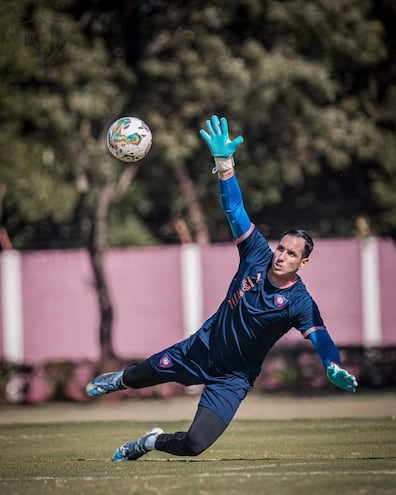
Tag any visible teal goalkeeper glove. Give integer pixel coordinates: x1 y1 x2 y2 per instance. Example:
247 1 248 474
326 363 358 393
199 115 244 173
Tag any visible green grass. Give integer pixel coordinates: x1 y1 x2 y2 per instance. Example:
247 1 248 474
0 418 395 494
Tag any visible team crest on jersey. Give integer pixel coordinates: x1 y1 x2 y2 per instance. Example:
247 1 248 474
274 294 287 308
159 353 173 368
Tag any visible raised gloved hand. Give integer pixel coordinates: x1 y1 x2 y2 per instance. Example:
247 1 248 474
326 363 358 393
199 115 244 173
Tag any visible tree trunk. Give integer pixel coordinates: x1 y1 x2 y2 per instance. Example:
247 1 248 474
87 182 116 362
174 163 210 245
78 163 139 364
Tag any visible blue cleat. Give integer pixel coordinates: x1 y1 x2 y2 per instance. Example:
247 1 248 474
86 371 126 397
112 427 164 461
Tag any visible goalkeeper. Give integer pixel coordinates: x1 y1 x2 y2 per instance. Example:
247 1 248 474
86 115 358 462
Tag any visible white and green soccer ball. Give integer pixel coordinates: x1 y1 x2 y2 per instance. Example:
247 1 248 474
106 116 152 163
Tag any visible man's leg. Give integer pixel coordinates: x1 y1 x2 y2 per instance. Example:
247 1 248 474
122 359 176 388
155 405 227 456
112 405 228 461
86 358 174 397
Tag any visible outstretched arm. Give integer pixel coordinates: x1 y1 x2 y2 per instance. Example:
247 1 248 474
200 116 253 240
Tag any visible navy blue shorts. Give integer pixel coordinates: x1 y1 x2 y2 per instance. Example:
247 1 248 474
149 332 252 425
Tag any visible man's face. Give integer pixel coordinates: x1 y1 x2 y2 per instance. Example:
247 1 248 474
271 235 309 280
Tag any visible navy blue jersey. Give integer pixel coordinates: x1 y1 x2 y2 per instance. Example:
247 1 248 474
198 227 325 382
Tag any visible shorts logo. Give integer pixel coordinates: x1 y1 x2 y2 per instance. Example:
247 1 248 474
274 294 287 308
159 353 173 368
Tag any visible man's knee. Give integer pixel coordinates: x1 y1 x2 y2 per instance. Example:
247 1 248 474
184 431 210 456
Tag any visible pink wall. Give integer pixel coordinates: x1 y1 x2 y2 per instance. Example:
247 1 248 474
298 239 363 346
18 246 184 364
1 237 395 365
22 250 99 363
378 239 396 346
201 243 239 319
106 246 183 359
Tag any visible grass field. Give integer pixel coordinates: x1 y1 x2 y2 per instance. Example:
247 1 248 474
1 413 395 495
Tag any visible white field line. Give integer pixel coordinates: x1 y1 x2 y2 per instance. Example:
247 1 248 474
2 466 395 483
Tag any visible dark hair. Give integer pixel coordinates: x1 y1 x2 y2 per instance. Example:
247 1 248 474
281 229 314 258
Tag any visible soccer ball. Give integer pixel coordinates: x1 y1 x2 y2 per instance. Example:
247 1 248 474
106 116 152 163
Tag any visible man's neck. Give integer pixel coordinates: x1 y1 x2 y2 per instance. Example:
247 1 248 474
267 269 297 289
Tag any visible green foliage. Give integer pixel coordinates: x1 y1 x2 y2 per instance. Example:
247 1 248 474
108 214 158 247
0 0 395 247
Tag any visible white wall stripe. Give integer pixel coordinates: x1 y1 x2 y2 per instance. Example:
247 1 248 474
1 250 24 363
360 237 382 347
180 244 203 338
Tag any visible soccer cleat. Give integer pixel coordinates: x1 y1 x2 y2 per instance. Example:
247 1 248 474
112 427 164 462
86 371 126 397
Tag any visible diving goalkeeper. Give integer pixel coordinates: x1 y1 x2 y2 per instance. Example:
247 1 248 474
86 115 358 462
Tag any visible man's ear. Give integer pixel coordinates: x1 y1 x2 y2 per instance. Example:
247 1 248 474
299 257 309 270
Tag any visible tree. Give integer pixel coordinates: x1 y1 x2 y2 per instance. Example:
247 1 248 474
0 1 150 361
112 0 395 240
1 0 395 362
3 0 395 245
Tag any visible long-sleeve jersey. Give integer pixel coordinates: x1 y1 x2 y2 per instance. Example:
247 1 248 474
198 226 330 383
195 174 340 383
